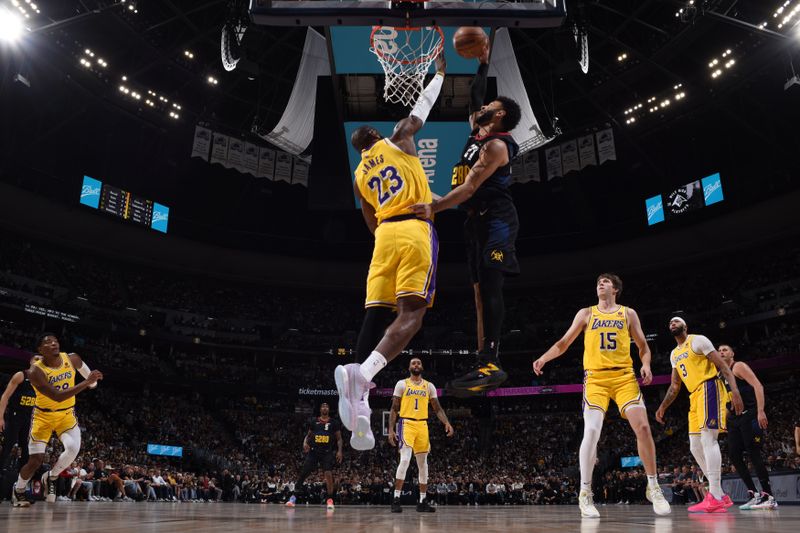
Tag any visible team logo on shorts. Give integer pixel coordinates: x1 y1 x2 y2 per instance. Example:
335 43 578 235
490 250 504 262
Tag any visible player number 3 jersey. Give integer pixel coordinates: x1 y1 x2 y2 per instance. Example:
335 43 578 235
355 139 432 224
670 334 719 393
583 306 632 370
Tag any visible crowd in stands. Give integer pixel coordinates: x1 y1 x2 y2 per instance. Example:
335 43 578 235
1 234 800 506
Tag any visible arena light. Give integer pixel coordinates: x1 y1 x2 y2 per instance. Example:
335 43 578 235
0 7 24 43
184 50 194 59
617 52 628 62
207 75 219 85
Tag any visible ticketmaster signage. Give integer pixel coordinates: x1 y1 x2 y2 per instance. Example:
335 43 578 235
344 121 472 204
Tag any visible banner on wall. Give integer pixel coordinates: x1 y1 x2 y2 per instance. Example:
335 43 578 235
523 150 540 183
275 152 293 183
210 133 229 166
561 139 579 174
226 138 245 171
191 126 212 161
578 134 597 169
596 128 616 164
243 143 260 176
293 159 309 187
257 147 276 180
545 145 562 180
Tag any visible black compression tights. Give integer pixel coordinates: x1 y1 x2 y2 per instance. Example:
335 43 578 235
355 306 395 361
478 268 505 353
728 413 772 495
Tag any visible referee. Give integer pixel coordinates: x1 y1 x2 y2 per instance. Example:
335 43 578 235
0 359 38 498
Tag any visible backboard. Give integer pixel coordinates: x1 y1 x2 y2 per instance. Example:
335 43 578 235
249 0 566 28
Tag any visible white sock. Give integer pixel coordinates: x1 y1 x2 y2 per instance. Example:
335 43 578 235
394 489 401 499
647 475 658 489
701 429 724 499
15 475 29 491
579 408 603 493
360 351 387 382
419 492 426 503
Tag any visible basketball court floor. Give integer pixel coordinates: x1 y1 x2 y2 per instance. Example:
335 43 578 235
0 503 796 532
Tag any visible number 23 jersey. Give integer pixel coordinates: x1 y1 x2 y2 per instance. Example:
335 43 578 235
354 139 432 224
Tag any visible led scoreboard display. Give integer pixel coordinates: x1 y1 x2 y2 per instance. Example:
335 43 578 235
80 176 169 233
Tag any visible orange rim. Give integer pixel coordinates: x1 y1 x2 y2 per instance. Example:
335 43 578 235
370 25 444 66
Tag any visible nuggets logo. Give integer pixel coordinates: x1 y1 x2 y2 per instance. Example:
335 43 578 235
490 250 504 262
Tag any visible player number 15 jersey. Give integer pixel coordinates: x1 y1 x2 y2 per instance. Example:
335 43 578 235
583 306 632 370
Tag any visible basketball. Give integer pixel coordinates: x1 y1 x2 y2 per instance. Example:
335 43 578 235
453 27 488 59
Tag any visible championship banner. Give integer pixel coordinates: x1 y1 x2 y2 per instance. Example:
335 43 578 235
596 128 617 164
545 145 563 180
292 159 309 187
344 121 472 203
578 134 597 169
523 150 540 183
511 157 525 185
275 152 293 183
210 133 229 166
561 139 579 174
242 143 260 176
226 138 245 171
257 147 276 180
191 126 212 161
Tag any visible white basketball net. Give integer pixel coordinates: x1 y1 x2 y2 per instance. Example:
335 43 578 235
370 26 444 107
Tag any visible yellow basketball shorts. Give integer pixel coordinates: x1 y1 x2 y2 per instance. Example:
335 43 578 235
582 367 643 419
365 218 438 309
397 419 430 454
688 378 727 434
29 407 78 445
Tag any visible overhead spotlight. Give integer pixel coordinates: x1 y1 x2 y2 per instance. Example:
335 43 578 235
725 59 735 68
207 75 218 85
184 50 194 59
617 53 628 62
0 8 24 43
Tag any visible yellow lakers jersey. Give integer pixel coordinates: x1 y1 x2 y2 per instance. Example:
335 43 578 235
583 306 632 370
355 139 432 224
32 352 75 410
399 378 431 420
670 334 718 393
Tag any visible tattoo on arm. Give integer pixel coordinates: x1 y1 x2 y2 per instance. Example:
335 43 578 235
660 370 682 409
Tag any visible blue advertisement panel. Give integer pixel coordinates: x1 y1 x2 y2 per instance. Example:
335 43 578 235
151 202 170 233
701 172 724 206
645 195 664 226
147 444 183 457
331 26 489 74
80 175 102 209
344 121 471 205
621 456 643 468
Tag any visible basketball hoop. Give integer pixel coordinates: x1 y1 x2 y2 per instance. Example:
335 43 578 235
370 25 444 107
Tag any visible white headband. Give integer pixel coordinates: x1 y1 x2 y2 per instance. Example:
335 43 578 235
670 316 687 327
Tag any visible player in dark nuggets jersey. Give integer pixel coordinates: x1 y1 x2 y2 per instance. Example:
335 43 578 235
411 45 521 395
286 402 343 510
335 52 447 451
718 344 777 510
0 356 39 497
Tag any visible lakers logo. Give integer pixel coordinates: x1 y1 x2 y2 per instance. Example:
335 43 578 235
490 250 504 262
709 418 717 426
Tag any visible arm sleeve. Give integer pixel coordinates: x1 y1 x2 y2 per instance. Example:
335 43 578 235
428 382 438 399
691 335 715 356
393 380 406 398
409 72 444 124
469 62 489 114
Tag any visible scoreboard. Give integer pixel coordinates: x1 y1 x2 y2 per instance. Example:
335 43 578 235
80 175 169 233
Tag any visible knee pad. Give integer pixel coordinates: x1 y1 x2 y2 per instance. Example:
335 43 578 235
415 453 429 485
395 446 413 480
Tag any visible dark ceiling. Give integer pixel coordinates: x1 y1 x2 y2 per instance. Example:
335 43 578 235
1 0 799 261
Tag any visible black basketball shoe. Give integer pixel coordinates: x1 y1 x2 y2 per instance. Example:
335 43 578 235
416 498 436 512
391 497 403 513
12 488 32 507
446 348 507 396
